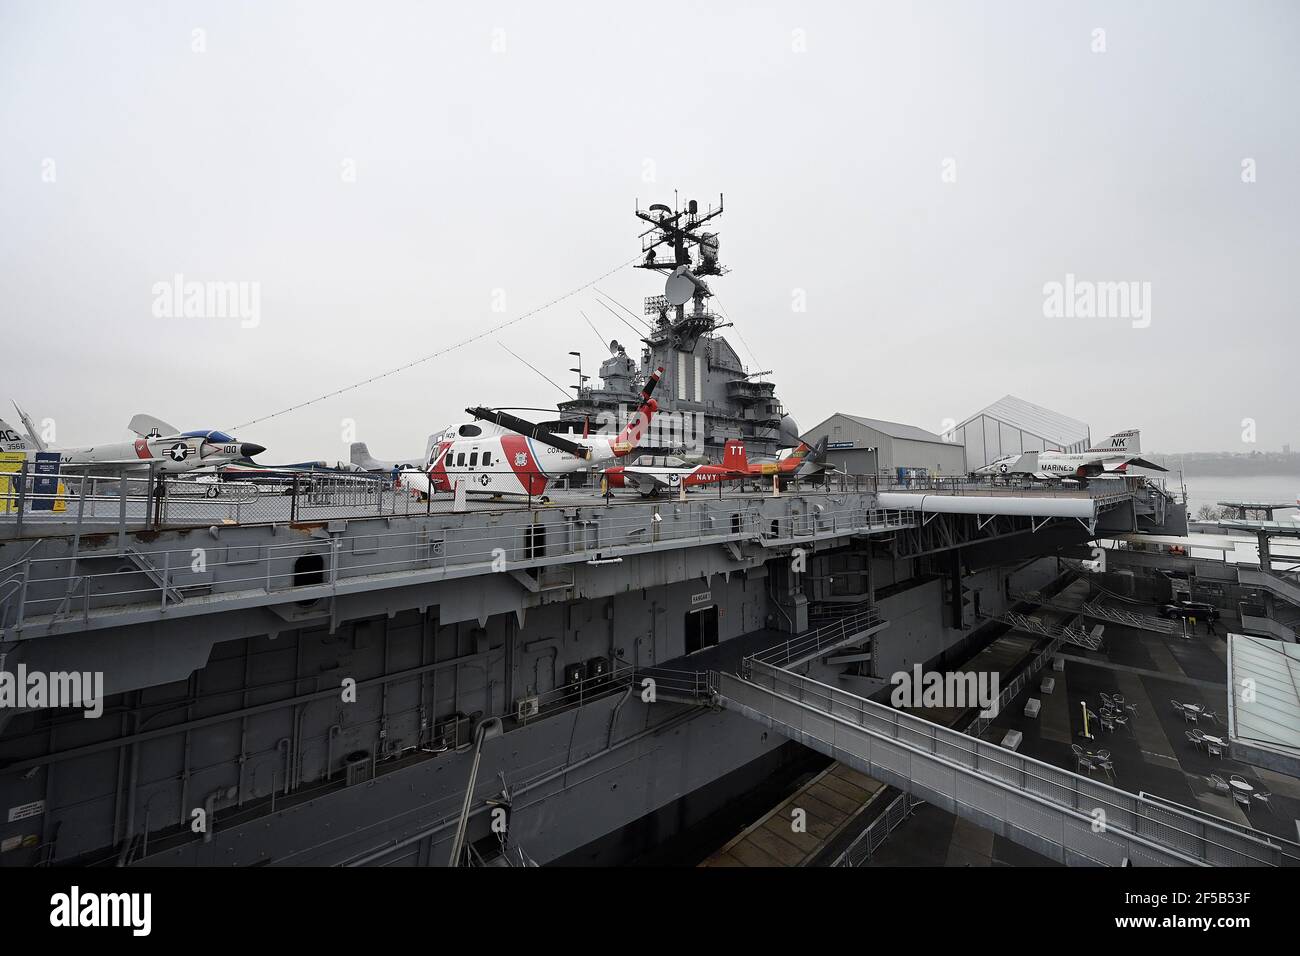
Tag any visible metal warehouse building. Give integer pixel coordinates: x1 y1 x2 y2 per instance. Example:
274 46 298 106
951 395 1091 471
802 413 967 477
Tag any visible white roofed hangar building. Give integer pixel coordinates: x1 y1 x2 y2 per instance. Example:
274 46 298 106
950 395 1091 472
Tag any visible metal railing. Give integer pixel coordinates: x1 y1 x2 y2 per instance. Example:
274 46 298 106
831 791 921 867
1 461 1166 538
1238 566 1300 608
726 662 1299 867
1239 612 1299 642
1080 600 1180 634
0 467 562 532
0 498 919 635
1012 589 1179 636
808 595 874 625
1138 790 1300 854
514 661 716 723
1001 610 1103 650
871 473 1161 499
965 636 1064 739
747 607 885 670
632 665 717 703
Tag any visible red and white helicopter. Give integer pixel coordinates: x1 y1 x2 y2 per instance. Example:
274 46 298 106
401 368 664 501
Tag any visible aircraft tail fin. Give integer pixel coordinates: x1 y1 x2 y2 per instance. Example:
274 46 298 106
0 419 32 454
12 402 45 451
129 414 180 439
1087 429 1141 455
791 437 832 479
723 439 749 473
350 442 376 468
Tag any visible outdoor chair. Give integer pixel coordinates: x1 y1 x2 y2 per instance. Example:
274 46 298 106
1071 744 1095 775
1092 751 1115 783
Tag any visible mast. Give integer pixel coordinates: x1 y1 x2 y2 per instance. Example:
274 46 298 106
634 194 727 353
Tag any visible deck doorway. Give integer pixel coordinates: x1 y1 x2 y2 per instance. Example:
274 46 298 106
685 605 719 655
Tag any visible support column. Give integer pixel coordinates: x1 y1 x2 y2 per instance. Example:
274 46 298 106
1258 531 1272 574
950 547 964 630
771 558 808 634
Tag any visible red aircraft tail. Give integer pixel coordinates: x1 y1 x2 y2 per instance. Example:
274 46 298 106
722 439 749 473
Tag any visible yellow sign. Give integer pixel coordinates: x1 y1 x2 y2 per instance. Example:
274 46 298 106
0 453 24 514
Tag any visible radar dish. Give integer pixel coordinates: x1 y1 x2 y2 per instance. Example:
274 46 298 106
778 415 802 447
664 266 695 306
609 339 622 355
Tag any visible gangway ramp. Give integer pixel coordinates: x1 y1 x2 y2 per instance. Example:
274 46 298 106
715 662 1299 867
750 606 889 671
1238 566 1300 610
999 610 1103 650
1080 601 1180 635
1013 590 1179 636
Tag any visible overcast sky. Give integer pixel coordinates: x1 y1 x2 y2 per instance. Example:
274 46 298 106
2 0 1296 463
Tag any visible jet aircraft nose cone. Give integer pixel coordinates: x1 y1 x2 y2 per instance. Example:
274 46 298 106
240 443 266 458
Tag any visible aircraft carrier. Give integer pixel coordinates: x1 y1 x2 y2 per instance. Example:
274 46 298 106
6 198 1290 870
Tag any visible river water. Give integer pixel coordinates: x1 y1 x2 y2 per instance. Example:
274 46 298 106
1171 475 1299 519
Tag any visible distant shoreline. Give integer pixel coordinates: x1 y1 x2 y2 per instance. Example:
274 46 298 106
1148 455 1300 478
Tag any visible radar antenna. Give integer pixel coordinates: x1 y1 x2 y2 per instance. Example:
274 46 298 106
634 193 725 350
